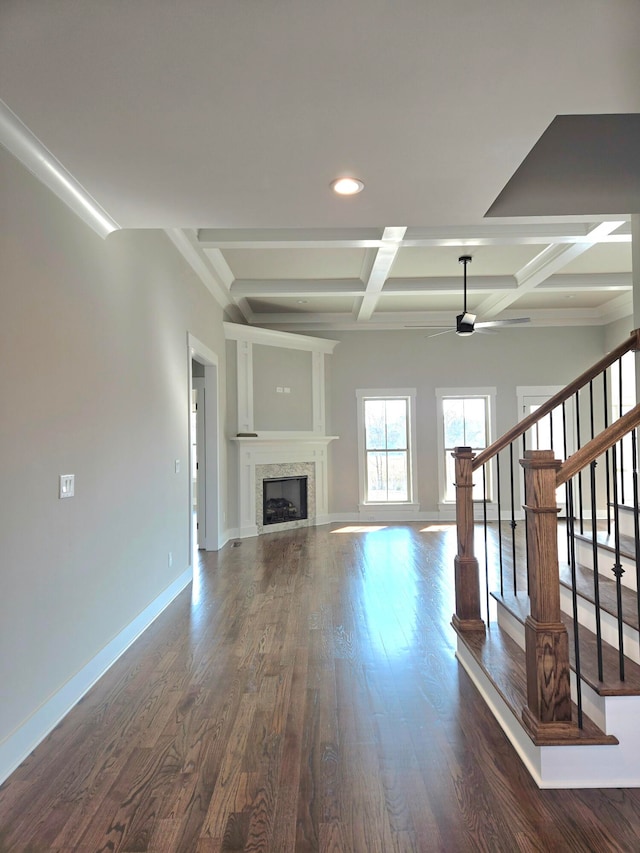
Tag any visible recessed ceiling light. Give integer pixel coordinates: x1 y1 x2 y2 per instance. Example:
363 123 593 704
330 177 364 196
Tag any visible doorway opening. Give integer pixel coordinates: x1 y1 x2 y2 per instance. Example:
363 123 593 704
188 334 220 559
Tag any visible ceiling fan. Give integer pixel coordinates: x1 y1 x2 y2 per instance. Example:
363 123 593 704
408 255 530 337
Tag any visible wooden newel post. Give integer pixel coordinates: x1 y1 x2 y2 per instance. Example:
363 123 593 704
452 447 485 633
520 449 576 740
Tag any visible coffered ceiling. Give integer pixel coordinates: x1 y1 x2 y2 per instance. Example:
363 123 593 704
1 1 639 333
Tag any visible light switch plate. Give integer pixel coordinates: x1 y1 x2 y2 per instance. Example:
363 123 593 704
59 474 75 499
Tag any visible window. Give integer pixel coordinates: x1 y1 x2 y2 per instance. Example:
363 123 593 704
356 390 417 506
436 388 496 503
517 386 573 511
611 350 637 498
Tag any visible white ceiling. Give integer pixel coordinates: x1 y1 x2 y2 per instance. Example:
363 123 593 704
1 0 639 332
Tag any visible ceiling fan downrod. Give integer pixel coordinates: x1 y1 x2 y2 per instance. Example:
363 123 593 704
457 254 475 335
459 254 472 314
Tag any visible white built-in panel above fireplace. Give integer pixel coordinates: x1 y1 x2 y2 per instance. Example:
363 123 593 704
225 323 339 538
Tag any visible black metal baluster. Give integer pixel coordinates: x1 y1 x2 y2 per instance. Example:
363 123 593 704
496 451 504 593
632 428 640 662
522 430 530 597
562 401 571 564
610 441 626 681
509 442 517 593
566 478 583 729
589 459 604 682
483 463 490 623
619 356 625 504
576 390 584 534
603 369 612 536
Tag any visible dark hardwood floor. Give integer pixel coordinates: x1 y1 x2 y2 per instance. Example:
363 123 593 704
1 523 640 851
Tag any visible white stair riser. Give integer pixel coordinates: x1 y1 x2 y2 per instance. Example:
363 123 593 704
496 604 525 650
575 538 637 591
615 507 639 538
559 586 640 665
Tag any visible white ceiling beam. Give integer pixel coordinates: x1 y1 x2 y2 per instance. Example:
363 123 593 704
231 279 365 298
403 222 631 246
383 275 516 294
229 272 630 301
199 228 384 249
197 222 630 251
356 227 407 322
532 273 632 292
474 221 626 319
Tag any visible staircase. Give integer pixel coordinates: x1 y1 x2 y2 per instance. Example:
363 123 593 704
452 329 640 788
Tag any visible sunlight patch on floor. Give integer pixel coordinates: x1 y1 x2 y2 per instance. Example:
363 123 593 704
421 524 455 532
332 525 388 533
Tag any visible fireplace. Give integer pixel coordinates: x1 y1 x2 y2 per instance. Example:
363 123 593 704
233 437 336 538
263 476 308 526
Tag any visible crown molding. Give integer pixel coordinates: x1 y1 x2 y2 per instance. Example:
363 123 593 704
0 99 120 239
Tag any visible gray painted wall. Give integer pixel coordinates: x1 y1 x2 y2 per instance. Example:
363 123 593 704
0 147 228 753
325 326 611 515
252 345 313 431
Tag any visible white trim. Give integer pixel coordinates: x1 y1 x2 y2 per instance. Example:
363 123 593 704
232 434 339 443
0 99 120 239
312 351 326 434
232 333 333 435
223 321 338 353
0 567 191 786
188 334 222 550
236 339 254 435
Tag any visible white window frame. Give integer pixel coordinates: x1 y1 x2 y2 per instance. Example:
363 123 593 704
356 388 418 511
436 387 497 509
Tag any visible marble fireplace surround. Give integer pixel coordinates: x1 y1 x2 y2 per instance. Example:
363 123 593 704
233 436 337 538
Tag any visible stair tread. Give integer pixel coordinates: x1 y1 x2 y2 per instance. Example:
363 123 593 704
558 561 639 631
608 502 639 514
494 591 640 696
454 622 617 746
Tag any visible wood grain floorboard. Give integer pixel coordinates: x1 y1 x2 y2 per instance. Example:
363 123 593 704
2 523 640 851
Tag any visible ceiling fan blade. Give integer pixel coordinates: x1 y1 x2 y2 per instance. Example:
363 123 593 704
474 317 530 329
426 328 456 338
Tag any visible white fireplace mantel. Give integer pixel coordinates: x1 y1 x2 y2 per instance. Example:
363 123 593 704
232 435 338 538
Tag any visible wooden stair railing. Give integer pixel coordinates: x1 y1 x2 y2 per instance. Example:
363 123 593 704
452 329 640 741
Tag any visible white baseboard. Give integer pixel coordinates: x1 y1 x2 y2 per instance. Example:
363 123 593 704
0 566 192 786
329 511 440 524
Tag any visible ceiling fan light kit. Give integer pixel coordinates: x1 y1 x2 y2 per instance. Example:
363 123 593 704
456 311 476 336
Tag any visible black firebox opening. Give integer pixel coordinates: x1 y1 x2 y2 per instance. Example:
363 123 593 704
263 476 308 525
